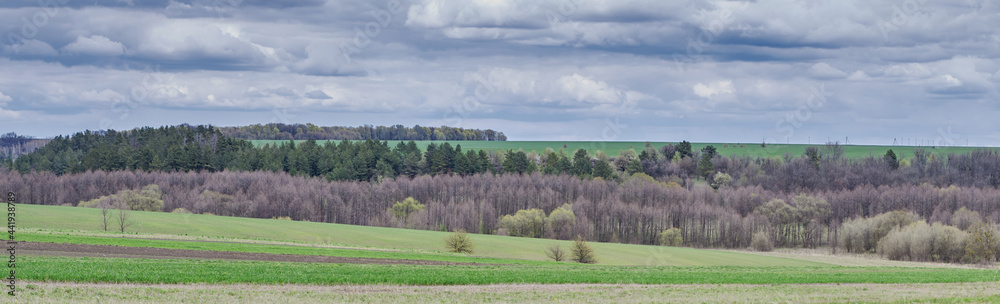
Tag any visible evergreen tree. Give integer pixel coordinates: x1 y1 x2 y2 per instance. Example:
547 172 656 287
572 149 592 177
677 141 693 158
593 158 614 180
885 149 899 170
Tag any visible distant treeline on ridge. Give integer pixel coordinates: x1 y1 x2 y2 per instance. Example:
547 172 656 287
217 123 507 141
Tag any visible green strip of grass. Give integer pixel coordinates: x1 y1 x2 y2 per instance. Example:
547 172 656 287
21 232 548 265
22 256 1000 285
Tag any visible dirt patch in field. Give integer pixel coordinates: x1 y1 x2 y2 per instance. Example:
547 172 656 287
21 242 490 266
17 281 1000 304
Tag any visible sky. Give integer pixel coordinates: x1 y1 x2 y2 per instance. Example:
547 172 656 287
0 0 997 146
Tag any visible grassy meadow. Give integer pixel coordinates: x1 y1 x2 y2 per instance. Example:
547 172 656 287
250 140 991 159
18 204 1000 303
20 204 824 266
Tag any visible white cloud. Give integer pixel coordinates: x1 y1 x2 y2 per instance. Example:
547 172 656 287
305 90 332 99
0 92 19 118
0 108 20 118
847 70 871 81
2 39 58 56
133 22 291 66
809 63 848 79
62 35 126 56
693 80 735 99
80 89 126 103
558 73 626 104
884 63 933 78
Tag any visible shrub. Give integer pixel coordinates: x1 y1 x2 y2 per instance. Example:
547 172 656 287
750 232 774 252
545 244 566 262
445 229 474 254
545 204 576 240
171 208 192 214
952 207 983 231
964 223 999 264
498 208 546 238
658 228 683 246
877 221 968 262
839 210 921 253
933 223 969 263
571 235 596 264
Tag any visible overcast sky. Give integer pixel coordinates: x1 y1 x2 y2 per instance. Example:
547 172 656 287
0 0 997 146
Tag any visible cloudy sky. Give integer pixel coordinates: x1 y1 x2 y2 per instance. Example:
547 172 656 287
0 0 997 145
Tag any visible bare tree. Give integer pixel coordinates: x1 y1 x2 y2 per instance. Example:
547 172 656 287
99 197 113 232
545 244 566 261
571 235 596 264
116 196 134 233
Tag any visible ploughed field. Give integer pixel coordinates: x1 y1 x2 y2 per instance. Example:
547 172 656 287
16 204 1000 303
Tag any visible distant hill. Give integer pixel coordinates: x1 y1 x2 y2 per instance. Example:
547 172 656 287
218 123 507 141
0 132 51 160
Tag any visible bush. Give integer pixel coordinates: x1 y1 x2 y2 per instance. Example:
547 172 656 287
839 210 921 253
571 235 596 264
952 207 982 231
750 232 774 252
545 244 566 262
498 208 547 238
445 229 474 254
171 208 192 214
545 204 576 240
964 223 999 264
877 221 968 262
658 228 683 246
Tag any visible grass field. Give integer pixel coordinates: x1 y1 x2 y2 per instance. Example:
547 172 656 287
20 204 825 266
21 256 1000 286
250 140 992 159
18 204 1000 303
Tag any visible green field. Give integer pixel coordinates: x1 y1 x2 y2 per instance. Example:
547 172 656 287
250 140 992 159
20 204 824 266
18 204 1000 302
24 256 999 285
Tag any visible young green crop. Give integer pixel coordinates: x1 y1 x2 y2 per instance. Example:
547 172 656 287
22 232 547 265
23 256 1000 285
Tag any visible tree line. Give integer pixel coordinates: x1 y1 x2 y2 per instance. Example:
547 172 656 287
217 123 507 141
8 125 1000 193
5 169 999 253
0 132 51 161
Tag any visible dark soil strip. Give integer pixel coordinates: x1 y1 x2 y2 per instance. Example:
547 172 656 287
21 242 489 266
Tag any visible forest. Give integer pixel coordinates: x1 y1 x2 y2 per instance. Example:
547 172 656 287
5 124 1000 263
217 123 507 141
0 132 51 160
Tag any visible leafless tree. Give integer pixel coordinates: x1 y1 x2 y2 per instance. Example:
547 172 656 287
99 197 113 231
116 196 134 233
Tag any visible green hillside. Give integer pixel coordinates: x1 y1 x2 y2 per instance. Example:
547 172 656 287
251 140 991 159
21 204 824 266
